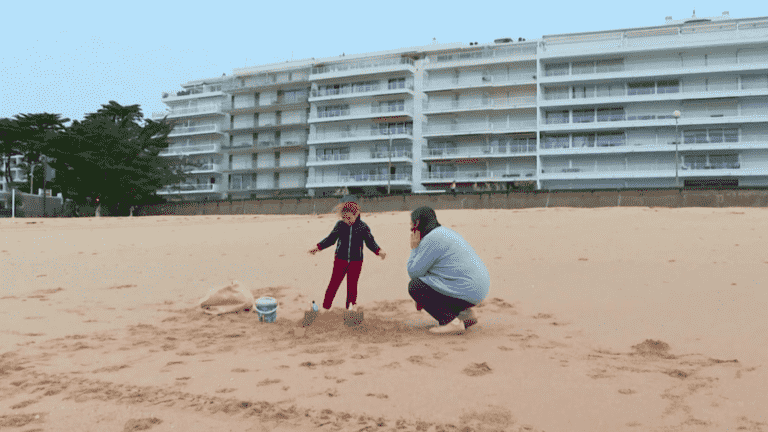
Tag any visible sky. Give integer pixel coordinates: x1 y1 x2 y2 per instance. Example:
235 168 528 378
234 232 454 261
2 1 764 124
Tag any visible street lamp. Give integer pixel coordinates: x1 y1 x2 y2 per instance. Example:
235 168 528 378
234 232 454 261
387 130 392 195
673 110 681 188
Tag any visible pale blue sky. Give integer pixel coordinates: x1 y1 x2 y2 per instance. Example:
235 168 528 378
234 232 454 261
1 1 763 124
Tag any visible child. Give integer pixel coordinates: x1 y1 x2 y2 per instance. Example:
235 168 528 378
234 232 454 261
308 196 386 312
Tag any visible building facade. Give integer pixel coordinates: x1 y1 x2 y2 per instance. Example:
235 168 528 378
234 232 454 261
158 12 768 200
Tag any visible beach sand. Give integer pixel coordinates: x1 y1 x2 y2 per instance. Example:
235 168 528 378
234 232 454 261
1 207 766 432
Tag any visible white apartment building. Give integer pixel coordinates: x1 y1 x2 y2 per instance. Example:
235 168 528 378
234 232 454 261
158 11 768 200
153 78 226 199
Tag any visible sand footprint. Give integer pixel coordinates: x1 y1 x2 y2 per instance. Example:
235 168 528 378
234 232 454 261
407 356 435 367
463 362 492 377
123 418 162 431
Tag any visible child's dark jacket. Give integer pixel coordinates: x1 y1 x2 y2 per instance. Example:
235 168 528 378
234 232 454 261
317 218 381 261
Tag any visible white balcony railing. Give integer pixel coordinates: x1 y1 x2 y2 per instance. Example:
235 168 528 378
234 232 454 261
426 45 536 65
168 124 220 136
152 105 221 119
423 143 536 157
424 75 536 89
310 128 414 142
423 170 529 180
159 143 218 156
311 83 414 98
312 57 414 75
423 97 535 112
424 121 537 135
309 173 412 184
158 183 220 193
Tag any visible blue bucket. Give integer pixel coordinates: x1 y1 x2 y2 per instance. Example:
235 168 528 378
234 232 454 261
255 297 278 323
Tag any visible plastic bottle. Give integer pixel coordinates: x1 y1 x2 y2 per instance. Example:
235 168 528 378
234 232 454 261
312 301 318 312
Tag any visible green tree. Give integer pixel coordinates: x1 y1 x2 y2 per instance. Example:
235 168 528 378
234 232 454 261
46 101 187 216
11 113 70 195
0 118 23 190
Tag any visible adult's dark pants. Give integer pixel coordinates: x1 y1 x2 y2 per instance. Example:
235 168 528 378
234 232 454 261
408 278 475 326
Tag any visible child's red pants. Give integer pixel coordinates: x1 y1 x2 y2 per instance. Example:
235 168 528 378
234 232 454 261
323 258 363 309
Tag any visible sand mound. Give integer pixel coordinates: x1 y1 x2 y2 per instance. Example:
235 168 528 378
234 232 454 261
631 339 675 359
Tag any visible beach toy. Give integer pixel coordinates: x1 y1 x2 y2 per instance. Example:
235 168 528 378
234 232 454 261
255 297 278 323
312 301 318 312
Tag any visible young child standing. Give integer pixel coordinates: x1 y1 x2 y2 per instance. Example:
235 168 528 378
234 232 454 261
308 196 386 312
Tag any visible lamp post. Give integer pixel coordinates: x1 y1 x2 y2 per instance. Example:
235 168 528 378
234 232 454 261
673 110 681 188
387 130 392 195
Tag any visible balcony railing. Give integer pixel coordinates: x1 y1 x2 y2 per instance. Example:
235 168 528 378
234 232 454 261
541 18 768 56
424 75 536 89
181 163 221 172
427 45 536 65
153 105 221 119
423 97 535 112
314 153 351 162
310 173 412 184
424 121 537 135
683 161 741 170
312 57 414 75
168 124 220 136
538 161 740 174
310 128 414 141
158 183 219 193
311 83 414 98
159 143 218 156
424 143 536 157
423 170 530 180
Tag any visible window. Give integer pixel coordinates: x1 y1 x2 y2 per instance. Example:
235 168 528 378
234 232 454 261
596 83 625 97
596 132 625 147
657 80 680 94
572 61 596 75
544 86 569 100
627 82 655 96
683 130 708 144
741 74 768 90
383 100 405 112
573 85 595 99
573 133 596 148
318 104 349 118
724 129 739 143
545 111 569 124
388 78 406 90
544 63 569 77
542 135 569 149
597 107 625 122
596 58 624 73
572 109 595 123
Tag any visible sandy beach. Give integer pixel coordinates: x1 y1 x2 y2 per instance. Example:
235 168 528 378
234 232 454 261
1 207 766 432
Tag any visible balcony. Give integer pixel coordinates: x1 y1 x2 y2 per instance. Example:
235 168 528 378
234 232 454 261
540 111 768 132
310 106 413 123
222 94 310 113
541 81 768 107
222 75 310 94
168 124 221 137
159 143 219 156
310 83 414 101
423 121 537 136
425 45 537 70
423 97 535 114
225 118 309 133
540 18 768 58
181 163 222 173
158 183 221 194
423 170 534 181
309 128 413 144
422 143 536 159
152 105 222 119
538 160 744 179
307 173 412 187
309 150 413 165
424 75 536 91
311 57 415 79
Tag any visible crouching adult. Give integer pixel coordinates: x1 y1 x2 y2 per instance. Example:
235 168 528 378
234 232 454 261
407 206 490 334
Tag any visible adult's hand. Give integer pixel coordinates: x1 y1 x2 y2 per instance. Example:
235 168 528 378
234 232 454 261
410 230 421 249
